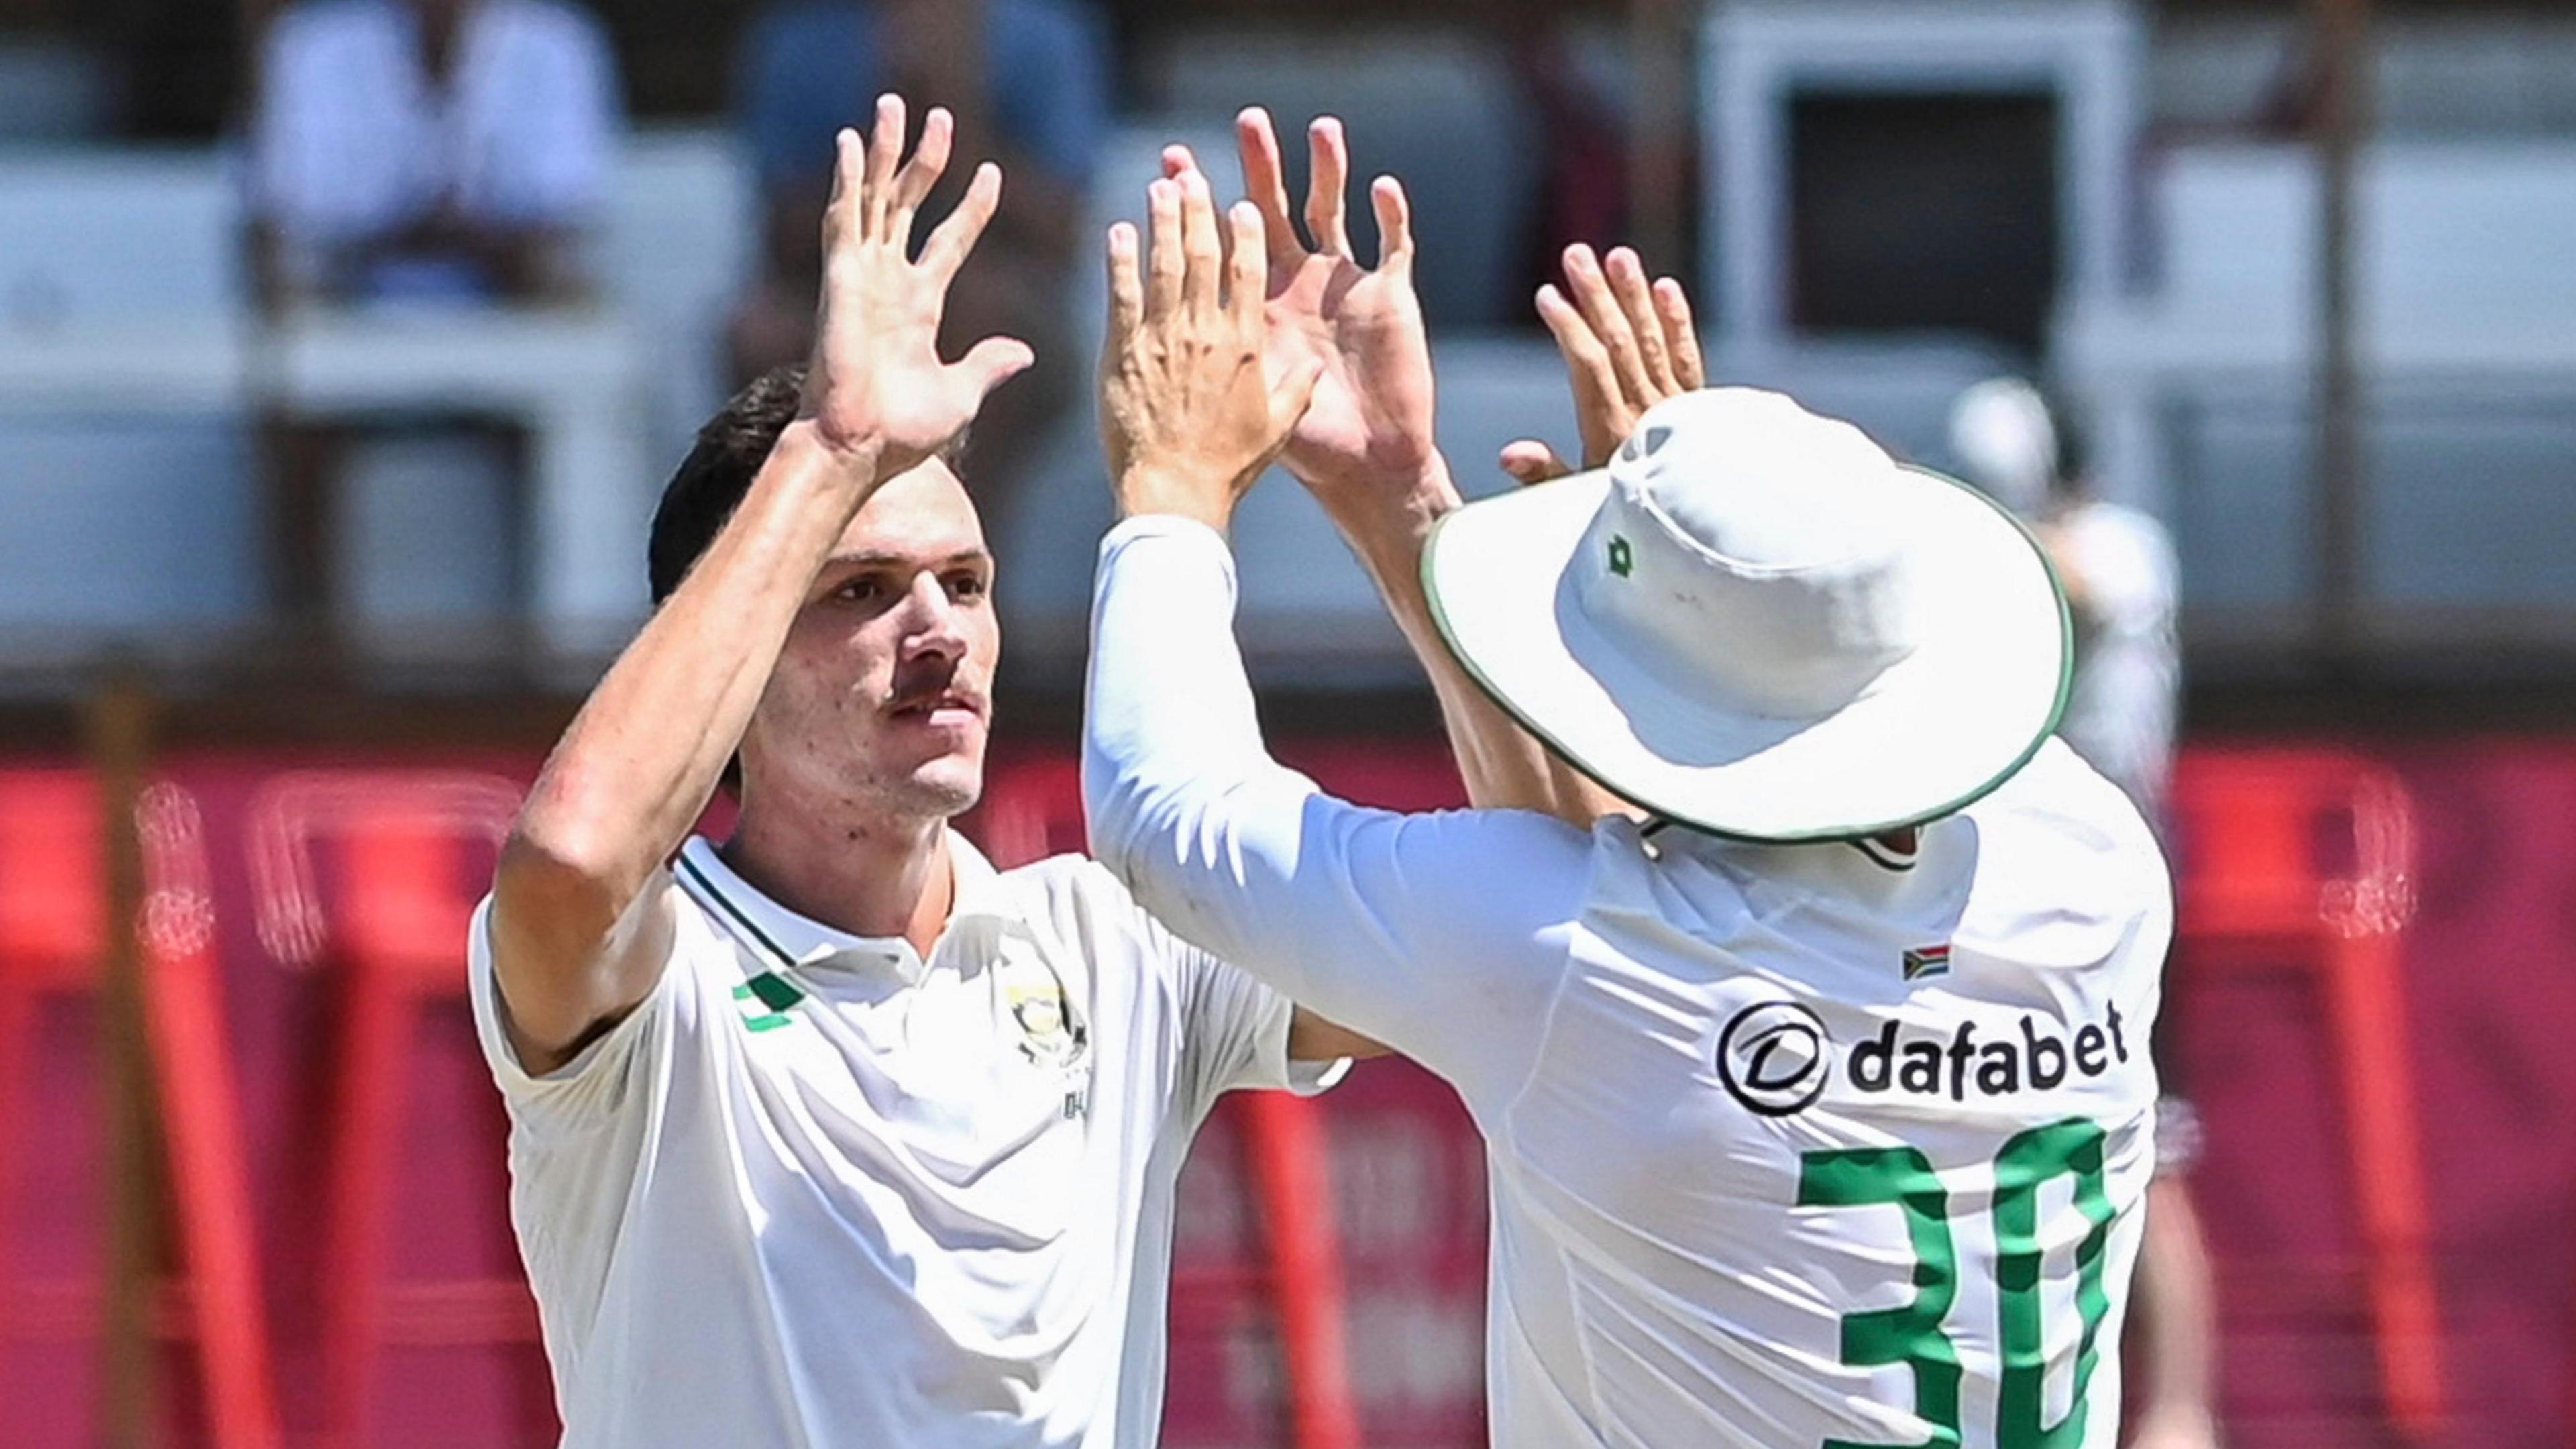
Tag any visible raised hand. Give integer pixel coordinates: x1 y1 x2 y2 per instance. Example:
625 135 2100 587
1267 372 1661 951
799 94 1034 472
1191 109 1439 512
1500 244 1705 484
1099 168 1322 532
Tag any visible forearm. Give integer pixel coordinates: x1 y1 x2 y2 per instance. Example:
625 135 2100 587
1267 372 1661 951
1083 515 1587 1079
1328 459 1632 825
2133 1176 2222 1419
511 425 879 931
1083 519 1315 973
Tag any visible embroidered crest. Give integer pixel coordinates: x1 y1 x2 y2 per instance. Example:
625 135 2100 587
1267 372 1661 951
731 969 804 1032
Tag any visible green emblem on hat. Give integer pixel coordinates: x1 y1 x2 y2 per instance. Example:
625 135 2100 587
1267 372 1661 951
1608 535 1635 578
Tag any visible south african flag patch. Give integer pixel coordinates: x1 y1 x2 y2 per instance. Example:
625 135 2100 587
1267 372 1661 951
1902 944 1953 982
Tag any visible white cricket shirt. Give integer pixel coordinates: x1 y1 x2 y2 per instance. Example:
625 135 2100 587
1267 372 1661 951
468 830 1338 1448
1083 516 2173 1449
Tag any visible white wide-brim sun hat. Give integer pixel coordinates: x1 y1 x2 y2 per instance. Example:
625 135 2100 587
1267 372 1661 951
1423 387 2071 842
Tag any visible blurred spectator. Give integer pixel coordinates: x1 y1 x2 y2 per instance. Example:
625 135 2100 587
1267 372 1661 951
248 0 623 308
729 0 1106 511
1949 378 2218 1449
1949 376 2180 820
242 0 624 627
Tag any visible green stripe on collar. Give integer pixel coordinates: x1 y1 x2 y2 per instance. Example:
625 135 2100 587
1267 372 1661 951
677 851 798 969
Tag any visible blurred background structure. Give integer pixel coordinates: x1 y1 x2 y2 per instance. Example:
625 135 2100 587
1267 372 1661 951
2 0 2575 1444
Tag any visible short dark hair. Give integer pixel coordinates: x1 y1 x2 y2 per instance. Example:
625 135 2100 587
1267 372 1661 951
648 365 806 606
647 366 977 605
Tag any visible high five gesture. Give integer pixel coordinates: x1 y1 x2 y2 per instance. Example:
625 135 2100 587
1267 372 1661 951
800 95 1033 472
495 97 1028 1063
1221 109 1441 507
1500 244 1705 484
1099 167 1322 531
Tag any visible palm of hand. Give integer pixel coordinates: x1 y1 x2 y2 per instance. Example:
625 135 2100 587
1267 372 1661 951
1267 252 1434 487
810 258 979 464
794 105 1029 470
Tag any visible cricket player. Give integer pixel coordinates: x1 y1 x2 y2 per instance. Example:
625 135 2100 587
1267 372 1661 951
472 97 1374 1448
1949 384 2216 1449
1085 137 2172 1448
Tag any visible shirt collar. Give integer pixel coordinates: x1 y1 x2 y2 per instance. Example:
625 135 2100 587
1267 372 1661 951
673 830 1018 984
1660 817 1947 892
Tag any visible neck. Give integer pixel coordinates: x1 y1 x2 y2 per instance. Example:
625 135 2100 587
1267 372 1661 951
722 806 955 961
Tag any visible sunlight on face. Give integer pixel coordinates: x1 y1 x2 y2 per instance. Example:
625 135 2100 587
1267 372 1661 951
738 459 1001 828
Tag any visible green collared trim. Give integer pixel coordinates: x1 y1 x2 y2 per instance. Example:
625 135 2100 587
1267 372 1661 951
680 851 816 1034
676 851 798 970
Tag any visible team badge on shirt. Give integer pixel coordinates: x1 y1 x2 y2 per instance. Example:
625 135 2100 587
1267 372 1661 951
1901 944 1953 982
731 970 805 1032
1005 971 1091 1121
1006 977 1087 1069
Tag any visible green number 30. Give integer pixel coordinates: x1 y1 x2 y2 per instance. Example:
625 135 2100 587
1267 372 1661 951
1797 1120 2115 1449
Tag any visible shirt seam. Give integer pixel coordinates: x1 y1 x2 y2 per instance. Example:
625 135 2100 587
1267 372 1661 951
1493 930 1613 1437
1491 914 1587 1177
1554 1216 1615 1438
1485 832 1633 1439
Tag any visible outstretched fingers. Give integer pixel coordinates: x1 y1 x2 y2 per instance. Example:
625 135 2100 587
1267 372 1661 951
1305 117 1354 258
1536 280 1625 466
917 162 1003 287
1236 108 1306 267
862 93 905 238
1562 245 1652 404
1227 202 1268 334
820 127 861 256
890 105 954 229
1145 178 1185 319
1178 169 1224 318
1106 221 1144 351
1655 278 1706 390
1604 248 1676 394
1536 282 1614 396
1370 175 1414 278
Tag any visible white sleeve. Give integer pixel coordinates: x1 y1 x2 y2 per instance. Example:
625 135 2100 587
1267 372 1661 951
1082 516 1589 1110
1167 930 1348 1114
466 880 688 1139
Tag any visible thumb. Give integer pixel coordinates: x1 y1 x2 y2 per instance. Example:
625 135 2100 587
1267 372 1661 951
957 335 1036 398
1499 439 1573 486
1269 354 1326 434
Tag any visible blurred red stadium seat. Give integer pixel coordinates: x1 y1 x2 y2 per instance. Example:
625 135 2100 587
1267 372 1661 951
2171 749 2441 1442
0 769 280 1449
244 769 540 1448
